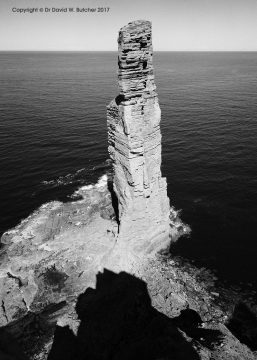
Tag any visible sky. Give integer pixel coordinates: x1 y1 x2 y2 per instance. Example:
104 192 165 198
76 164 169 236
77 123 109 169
0 0 257 51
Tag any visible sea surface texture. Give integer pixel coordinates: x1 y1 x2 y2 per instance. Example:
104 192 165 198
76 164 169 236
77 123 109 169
0 52 257 287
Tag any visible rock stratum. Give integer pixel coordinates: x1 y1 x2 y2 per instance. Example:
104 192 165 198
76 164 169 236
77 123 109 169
0 20 256 360
107 20 171 255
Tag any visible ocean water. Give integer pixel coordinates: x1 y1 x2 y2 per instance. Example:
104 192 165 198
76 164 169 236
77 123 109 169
0 51 257 287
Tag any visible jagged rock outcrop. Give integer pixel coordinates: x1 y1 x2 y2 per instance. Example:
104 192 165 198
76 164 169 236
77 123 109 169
107 20 171 254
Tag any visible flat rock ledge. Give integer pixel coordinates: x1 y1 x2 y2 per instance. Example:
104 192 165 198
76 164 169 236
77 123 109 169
0 177 255 360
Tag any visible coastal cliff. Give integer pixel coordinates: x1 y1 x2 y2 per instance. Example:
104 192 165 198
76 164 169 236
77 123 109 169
0 20 256 360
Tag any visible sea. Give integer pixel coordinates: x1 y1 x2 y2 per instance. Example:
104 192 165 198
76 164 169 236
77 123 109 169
0 51 257 289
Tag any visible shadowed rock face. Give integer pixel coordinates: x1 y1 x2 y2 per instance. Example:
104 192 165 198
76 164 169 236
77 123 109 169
48 270 204 360
107 20 170 254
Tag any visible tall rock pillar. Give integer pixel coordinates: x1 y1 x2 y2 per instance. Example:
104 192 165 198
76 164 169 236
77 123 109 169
107 20 171 254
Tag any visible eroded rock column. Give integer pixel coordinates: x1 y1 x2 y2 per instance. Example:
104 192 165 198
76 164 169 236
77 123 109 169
107 20 170 254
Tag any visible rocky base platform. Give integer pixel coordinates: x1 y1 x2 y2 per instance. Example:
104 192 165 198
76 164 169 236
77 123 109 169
0 177 256 359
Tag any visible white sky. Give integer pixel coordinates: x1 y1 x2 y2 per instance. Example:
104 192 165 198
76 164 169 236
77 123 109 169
0 0 257 51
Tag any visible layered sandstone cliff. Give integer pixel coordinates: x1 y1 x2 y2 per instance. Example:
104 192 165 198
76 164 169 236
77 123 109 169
107 20 171 254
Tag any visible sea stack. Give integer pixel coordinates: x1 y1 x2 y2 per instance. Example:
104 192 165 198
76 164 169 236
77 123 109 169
107 20 171 254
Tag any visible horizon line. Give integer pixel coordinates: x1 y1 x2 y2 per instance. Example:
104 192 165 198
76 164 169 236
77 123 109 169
1 50 257 53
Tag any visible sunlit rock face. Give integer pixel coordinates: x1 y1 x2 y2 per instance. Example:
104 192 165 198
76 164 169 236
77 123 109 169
107 20 171 254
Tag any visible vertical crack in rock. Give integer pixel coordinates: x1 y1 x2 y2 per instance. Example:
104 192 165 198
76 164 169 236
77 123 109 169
1 300 8 323
107 20 171 254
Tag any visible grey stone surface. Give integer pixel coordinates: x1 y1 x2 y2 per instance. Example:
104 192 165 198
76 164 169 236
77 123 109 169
107 20 171 255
